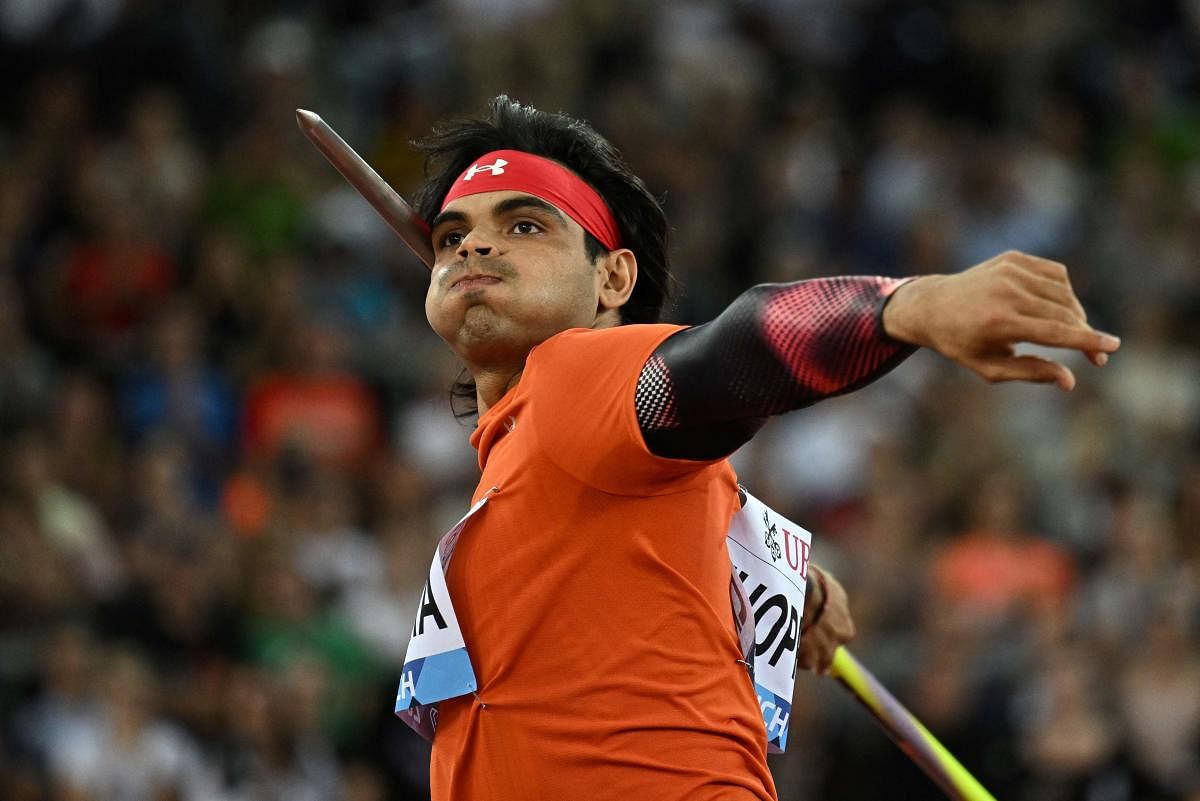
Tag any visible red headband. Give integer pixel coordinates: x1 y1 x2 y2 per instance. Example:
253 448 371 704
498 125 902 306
441 150 622 250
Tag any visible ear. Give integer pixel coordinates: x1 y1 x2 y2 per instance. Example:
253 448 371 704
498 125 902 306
596 248 638 313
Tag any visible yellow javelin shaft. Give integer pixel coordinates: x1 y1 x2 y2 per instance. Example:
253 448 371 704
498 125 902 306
830 647 998 801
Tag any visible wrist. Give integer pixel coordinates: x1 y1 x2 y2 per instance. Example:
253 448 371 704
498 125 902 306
881 274 942 347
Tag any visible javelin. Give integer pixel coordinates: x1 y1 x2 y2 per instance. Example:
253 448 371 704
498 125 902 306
296 109 435 269
830 647 997 801
295 108 998 801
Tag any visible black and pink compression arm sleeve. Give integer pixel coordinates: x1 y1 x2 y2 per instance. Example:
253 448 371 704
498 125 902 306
636 277 915 460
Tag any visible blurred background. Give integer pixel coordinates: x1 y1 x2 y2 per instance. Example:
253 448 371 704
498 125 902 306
1 1 1198 800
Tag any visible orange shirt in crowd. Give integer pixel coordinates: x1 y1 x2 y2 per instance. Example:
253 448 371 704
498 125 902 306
931 530 1077 616
243 373 380 468
431 324 776 801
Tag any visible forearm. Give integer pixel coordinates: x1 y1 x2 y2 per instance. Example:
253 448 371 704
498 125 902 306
637 276 915 459
753 275 915 406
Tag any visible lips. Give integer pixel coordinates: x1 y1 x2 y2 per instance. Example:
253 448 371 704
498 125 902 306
450 273 502 291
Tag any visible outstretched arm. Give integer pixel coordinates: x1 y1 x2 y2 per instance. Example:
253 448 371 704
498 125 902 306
637 276 914 460
636 251 1120 461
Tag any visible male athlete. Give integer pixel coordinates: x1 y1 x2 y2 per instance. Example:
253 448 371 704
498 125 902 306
404 96 1119 801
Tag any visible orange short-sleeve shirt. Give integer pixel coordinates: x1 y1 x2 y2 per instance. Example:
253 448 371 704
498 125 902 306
430 324 777 801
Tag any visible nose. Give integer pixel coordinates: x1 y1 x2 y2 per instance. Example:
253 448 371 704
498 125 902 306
456 228 496 260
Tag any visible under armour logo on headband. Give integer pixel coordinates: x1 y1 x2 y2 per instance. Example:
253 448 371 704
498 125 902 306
463 158 509 181
442 150 622 249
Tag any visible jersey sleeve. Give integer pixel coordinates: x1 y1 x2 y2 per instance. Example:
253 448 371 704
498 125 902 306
525 324 727 495
637 277 916 460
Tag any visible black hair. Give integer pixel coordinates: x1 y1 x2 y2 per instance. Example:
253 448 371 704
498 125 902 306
413 96 674 419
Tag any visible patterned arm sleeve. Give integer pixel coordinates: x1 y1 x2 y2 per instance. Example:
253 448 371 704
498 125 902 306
636 277 916 460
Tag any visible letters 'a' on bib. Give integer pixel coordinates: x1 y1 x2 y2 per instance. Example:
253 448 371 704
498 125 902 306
394 495 490 740
727 490 813 753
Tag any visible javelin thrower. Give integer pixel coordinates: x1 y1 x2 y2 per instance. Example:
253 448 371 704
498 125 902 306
299 99 1117 801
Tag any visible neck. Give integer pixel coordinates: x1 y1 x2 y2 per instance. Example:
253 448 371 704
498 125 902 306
469 311 624 416
474 368 523 416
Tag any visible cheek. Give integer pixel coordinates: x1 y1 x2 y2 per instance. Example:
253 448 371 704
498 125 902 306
527 261 596 316
424 283 449 338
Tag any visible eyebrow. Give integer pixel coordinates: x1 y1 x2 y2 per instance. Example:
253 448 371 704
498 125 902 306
428 208 467 232
429 194 568 232
493 195 567 224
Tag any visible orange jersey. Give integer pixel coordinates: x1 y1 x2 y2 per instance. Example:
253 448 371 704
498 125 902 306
430 324 777 801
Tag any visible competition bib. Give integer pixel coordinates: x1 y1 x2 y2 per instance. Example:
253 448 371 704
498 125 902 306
727 490 812 752
394 486 812 753
394 495 489 739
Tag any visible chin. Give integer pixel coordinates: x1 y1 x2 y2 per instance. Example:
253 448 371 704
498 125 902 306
452 308 516 355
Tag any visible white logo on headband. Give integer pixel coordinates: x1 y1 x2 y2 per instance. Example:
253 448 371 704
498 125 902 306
463 158 509 181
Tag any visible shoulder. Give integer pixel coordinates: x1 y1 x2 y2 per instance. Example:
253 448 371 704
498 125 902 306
519 323 723 493
530 324 685 368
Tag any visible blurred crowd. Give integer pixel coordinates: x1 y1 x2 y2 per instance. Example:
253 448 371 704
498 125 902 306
1 1 1199 800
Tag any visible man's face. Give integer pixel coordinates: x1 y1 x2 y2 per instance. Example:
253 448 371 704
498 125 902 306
425 190 603 370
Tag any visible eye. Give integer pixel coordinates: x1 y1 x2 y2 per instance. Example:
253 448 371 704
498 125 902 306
438 230 464 249
511 221 541 235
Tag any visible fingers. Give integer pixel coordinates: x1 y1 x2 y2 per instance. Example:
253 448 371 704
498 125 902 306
822 576 855 641
1003 317 1121 355
813 639 836 675
797 635 824 672
1013 293 1087 328
798 566 856 675
1008 297 1112 369
998 257 1120 366
998 252 1075 293
798 627 841 675
994 251 1087 321
1005 251 1069 283
1017 270 1088 323
951 252 1119 387
975 354 1075 391
1020 277 1114 367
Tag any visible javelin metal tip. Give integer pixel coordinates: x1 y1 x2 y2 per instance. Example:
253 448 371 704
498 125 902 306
295 108 322 131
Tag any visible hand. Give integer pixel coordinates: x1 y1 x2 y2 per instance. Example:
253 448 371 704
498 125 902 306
798 565 855 675
882 251 1121 390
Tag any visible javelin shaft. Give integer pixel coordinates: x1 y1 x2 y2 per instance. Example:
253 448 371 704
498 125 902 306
830 647 997 801
296 109 435 269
